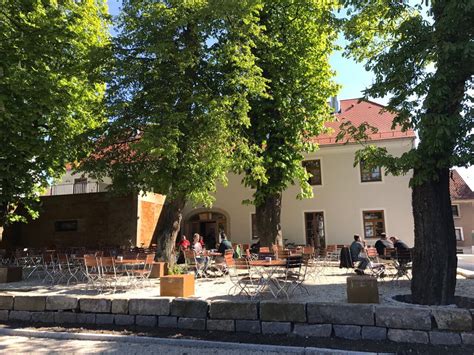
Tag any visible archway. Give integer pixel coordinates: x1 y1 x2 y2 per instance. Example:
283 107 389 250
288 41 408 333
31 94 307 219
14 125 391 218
184 210 228 249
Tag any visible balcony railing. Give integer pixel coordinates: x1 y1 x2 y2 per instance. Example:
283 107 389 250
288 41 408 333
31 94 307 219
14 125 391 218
49 182 109 196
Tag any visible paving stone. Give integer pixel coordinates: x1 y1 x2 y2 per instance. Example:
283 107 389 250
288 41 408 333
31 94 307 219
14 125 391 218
362 326 387 341
158 316 177 328
432 308 472 331
14 296 46 312
46 296 78 311
31 312 54 323
333 325 361 340
293 324 332 338
0 295 14 310
206 319 235 332
129 298 170 316
0 310 9 321
136 315 157 327
235 320 261 334
387 329 429 344
375 306 431 330
77 313 96 324
307 303 374 326
80 298 111 313
111 299 129 314
260 301 306 322
170 298 209 319
114 314 135 326
178 317 206 331
9 310 31 322
210 300 258 320
95 314 114 325
429 331 461 345
261 321 291 335
54 312 78 324
461 332 474 345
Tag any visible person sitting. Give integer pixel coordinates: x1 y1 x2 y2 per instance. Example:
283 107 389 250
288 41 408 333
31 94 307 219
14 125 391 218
350 234 369 275
178 235 190 251
374 233 394 257
390 236 411 263
192 233 209 271
250 237 260 254
218 234 233 255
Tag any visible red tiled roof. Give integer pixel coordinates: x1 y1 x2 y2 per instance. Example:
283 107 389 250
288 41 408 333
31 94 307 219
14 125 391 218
450 169 474 200
313 98 416 145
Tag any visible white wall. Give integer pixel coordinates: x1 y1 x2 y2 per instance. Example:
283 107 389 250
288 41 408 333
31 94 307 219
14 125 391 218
182 138 415 247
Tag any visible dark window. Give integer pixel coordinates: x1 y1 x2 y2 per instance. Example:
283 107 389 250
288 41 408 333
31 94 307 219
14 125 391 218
455 228 463 241
452 205 460 217
360 161 382 182
73 178 87 194
363 210 385 238
302 159 322 185
251 213 257 238
304 212 325 248
54 220 78 232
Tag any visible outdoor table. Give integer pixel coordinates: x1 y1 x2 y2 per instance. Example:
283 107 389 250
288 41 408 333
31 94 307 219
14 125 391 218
248 259 287 298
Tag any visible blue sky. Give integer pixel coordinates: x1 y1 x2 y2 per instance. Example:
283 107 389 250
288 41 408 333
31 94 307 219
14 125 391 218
105 0 473 187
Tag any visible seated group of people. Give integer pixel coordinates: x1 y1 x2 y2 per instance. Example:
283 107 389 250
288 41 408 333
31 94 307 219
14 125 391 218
349 233 410 275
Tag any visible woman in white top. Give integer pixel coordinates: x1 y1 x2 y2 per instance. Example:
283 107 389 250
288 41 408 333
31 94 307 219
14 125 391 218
193 233 203 254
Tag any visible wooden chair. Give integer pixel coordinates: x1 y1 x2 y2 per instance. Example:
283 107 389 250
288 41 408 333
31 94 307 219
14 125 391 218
184 249 207 278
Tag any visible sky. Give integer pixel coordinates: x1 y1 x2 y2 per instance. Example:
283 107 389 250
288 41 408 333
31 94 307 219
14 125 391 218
105 0 473 188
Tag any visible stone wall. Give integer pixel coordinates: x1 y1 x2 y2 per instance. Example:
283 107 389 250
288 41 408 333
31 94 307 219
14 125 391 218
0 295 472 346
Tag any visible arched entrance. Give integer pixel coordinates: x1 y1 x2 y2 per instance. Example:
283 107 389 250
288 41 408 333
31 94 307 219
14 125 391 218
185 210 228 249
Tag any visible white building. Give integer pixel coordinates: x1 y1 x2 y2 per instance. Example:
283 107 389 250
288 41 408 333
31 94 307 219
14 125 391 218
181 99 416 248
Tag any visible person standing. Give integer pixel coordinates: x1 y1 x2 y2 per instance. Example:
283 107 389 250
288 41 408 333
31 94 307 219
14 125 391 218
350 234 369 275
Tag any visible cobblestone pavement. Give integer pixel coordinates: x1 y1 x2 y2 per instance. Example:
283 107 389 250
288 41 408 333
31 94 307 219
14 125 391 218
0 332 375 355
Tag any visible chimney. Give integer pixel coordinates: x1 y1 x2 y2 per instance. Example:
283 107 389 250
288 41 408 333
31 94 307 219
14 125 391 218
330 96 339 113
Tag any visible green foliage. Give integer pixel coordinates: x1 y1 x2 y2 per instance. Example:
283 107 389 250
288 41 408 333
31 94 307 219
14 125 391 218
82 0 266 206
232 0 340 204
340 0 473 186
167 263 186 275
0 0 110 225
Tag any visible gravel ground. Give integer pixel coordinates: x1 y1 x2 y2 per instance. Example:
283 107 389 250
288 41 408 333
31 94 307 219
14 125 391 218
0 263 472 307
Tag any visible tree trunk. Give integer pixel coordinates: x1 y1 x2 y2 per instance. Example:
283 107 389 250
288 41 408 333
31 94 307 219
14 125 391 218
411 168 457 305
255 192 282 247
153 194 186 266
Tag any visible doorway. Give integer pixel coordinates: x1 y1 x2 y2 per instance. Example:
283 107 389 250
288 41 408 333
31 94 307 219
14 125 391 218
304 212 326 248
187 211 227 249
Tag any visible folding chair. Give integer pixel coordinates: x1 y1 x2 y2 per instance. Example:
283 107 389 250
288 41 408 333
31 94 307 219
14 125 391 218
276 255 309 297
366 247 386 279
392 249 412 281
227 257 260 298
83 255 101 290
131 253 155 287
98 256 119 292
184 250 207 278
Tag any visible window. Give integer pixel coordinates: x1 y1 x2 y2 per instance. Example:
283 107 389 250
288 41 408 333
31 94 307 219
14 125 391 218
73 178 87 194
54 220 78 232
304 212 326 248
302 159 322 185
455 228 463 241
360 161 382 182
251 213 257 238
363 210 385 238
452 205 460 217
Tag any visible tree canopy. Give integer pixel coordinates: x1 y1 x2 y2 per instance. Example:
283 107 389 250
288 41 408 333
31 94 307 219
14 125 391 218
0 0 110 226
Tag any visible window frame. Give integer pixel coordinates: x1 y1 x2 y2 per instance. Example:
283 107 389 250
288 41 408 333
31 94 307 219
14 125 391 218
359 160 383 183
302 159 323 186
362 210 386 239
451 204 461 218
455 227 464 241
303 210 326 248
250 213 257 240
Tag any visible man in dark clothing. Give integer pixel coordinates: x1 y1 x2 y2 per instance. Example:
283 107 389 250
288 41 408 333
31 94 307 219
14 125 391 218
390 236 411 263
250 238 260 254
350 234 369 274
374 233 394 256
218 235 233 255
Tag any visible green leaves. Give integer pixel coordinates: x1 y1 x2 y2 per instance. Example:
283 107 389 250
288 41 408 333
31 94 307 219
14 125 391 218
0 0 110 225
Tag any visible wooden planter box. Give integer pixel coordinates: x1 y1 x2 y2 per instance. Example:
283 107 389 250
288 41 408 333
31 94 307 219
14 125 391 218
0 266 22 283
160 274 195 297
346 275 379 304
150 262 168 278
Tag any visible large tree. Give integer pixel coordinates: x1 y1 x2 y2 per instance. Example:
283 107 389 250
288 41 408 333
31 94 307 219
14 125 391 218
232 0 339 247
82 0 266 263
0 0 109 230
341 0 473 304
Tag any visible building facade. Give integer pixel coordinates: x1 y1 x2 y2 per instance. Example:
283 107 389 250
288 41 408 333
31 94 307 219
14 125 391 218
450 170 474 253
182 99 416 247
